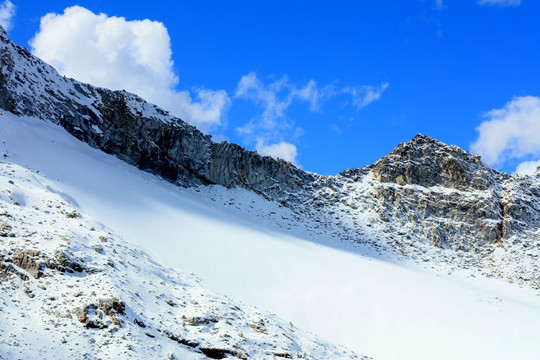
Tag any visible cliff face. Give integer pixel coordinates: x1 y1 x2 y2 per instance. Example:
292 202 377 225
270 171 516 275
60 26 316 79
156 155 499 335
0 27 313 200
1 26 539 288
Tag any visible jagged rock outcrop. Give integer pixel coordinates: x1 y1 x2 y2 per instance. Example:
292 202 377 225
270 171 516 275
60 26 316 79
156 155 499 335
1 25 539 272
370 134 504 190
363 135 509 251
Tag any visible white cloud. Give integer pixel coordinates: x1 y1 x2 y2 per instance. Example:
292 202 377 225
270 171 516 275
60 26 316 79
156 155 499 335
256 140 298 164
235 72 387 164
29 6 229 133
478 0 521 6
158 88 229 132
0 0 15 31
515 160 540 176
470 96 540 170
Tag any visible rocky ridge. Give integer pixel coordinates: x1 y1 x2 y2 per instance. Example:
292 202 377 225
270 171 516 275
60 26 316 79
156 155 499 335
0 27 539 290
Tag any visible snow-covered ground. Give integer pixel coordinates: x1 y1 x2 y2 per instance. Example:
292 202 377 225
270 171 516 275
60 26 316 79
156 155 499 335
2 111 540 360
0 160 359 360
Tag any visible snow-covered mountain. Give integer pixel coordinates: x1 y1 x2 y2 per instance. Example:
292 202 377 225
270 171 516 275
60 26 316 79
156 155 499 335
1 24 539 290
1 25 540 360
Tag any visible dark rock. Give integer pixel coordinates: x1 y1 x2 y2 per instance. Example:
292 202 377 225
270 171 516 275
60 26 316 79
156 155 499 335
46 249 85 274
0 221 11 237
65 211 79 219
199 347 244 360
13 249 45 279
164 331 199 348
76 297 125 329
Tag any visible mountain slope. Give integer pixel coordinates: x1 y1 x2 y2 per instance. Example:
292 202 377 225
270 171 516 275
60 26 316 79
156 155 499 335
1 26 539 293
2 111 540 360
0 153 362 360
1 25 540 360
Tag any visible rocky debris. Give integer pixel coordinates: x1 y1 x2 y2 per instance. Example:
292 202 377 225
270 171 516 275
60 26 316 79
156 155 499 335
2 247 86 280
248 319 268 334
47 249 85 274
0 220 12 236
164 331 200 348
76 298 125 329
134 318 146 328
65 210 79 219
13 249 45 279
184 316 218 326
0 254 15 280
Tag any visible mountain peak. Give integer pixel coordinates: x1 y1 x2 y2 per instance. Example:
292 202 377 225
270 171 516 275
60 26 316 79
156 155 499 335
410 133 437 143
371 134 501 190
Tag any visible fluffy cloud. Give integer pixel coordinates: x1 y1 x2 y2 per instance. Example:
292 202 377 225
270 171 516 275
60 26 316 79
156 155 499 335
470 96 540 171
256 141 298 164
477 0 521 6
235 72 387 164
0 1 15 31
30 6 229 133
515 160 540 176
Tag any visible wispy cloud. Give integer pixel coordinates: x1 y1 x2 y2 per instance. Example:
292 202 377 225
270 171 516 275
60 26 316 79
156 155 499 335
30 6 229 133
235 72 388 164
0 0 15 31
470 96 540 174
342 83 389 110
477 0 521 6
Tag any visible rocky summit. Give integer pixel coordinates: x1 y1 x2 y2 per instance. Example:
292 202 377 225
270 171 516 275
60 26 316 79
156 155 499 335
0 26 539 290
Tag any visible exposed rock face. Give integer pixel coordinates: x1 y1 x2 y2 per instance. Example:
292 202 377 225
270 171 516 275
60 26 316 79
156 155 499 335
370 134 504 190
0 26 312 202
0 25 539 265
13 249 45 279
363 135 509 251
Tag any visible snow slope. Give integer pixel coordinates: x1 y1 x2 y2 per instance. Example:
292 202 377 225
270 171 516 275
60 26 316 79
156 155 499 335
0 121 362 360
2 111 540 360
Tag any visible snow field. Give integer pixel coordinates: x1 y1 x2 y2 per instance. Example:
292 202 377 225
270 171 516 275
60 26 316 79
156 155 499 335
2 112 540 360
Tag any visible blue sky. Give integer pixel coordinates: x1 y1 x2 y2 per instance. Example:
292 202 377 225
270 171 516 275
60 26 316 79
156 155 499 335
3 0 540 175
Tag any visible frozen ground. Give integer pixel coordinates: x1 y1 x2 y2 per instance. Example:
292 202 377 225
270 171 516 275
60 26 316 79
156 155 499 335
2 111 540 360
